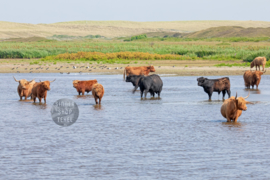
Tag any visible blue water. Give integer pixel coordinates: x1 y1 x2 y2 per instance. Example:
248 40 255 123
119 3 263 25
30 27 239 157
0 73 270 179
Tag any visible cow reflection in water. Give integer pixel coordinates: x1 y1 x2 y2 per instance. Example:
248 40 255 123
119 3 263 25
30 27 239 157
222 121 243 128
93 104 103 110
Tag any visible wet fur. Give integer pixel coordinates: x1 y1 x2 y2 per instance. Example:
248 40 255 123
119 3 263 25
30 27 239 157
92 83 104 104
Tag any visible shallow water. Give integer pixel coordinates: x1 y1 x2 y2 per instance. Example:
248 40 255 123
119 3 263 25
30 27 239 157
1 73 270 179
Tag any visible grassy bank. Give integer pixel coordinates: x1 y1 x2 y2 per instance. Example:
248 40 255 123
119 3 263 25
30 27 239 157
215 60 270 68
1 40 270 62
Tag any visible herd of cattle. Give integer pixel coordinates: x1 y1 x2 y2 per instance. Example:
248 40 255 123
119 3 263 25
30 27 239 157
13 57 267 122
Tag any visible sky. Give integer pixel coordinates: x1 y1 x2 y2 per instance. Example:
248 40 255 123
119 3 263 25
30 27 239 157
1 0 270 24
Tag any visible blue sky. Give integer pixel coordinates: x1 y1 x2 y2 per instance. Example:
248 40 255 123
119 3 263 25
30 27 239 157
1 0 269 24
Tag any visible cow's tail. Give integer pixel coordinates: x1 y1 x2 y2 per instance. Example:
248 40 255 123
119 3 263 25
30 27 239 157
123 69 126 81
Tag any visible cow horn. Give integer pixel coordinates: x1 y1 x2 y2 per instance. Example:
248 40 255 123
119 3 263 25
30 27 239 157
235 92 237 99
244 91 250 99
13 76 19 82
50 79 56 83
29 78 35 82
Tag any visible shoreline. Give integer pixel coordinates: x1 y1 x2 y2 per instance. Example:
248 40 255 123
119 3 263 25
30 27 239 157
1 60 269 76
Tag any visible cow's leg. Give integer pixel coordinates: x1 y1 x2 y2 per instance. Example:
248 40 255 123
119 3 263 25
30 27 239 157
140 90 143 98
32 95 36 103
38 97 42 103
234 115 239 122
158 91 161 97
227 89 231 98
144 90 148 98
82 90 85 95
99 98 101 105
258 66 260 71
208 92 212 100
95 97 98 104
222 90 226 100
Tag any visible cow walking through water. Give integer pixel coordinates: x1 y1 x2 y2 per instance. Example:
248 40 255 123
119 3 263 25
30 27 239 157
92 83 104 104
13 76 35 100
220 92 251 122
138 74 163 98
123 66 155 80
243 70 265 89
197 77 231 100
125 75 144 93
32 79 56 103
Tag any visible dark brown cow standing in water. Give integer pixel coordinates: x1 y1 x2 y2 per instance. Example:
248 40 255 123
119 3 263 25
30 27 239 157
243 70 265 89
73 80 98 95
32 79 55 103
92 83 104 104
13 76 35 100
197 77 231 100
123 66 155 80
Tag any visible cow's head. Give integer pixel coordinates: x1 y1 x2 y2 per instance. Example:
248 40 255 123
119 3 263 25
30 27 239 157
253 70 265 80
126 75 139 82
235 92 251 111
250 61 255 68
13 76 35 89
148 66 155 72
197 77 207 86
73 80 80 88
40 79 56 91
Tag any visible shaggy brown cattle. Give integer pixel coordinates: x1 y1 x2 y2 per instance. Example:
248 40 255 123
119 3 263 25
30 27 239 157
243 70 265 89
123 66 155 80
74 79 98 95
92 83 104 104
250 57 266 71
72 80 80 89
220 92 251 122
13 76 35 100
32 79 56 103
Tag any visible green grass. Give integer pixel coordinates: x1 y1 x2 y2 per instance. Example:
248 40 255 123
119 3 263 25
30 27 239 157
215 61 270 67
1 40 270 62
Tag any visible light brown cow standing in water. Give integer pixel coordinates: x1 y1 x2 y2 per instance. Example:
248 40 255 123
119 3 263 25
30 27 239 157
73 79 98 95
250 57 266 71
13 76 35 100
92 83 104 104
32 79 56 103
220 92 251 122
243 70 265 89
123 66 155 80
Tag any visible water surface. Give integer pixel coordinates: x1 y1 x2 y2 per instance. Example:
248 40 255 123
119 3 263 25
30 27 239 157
1 73 270 179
